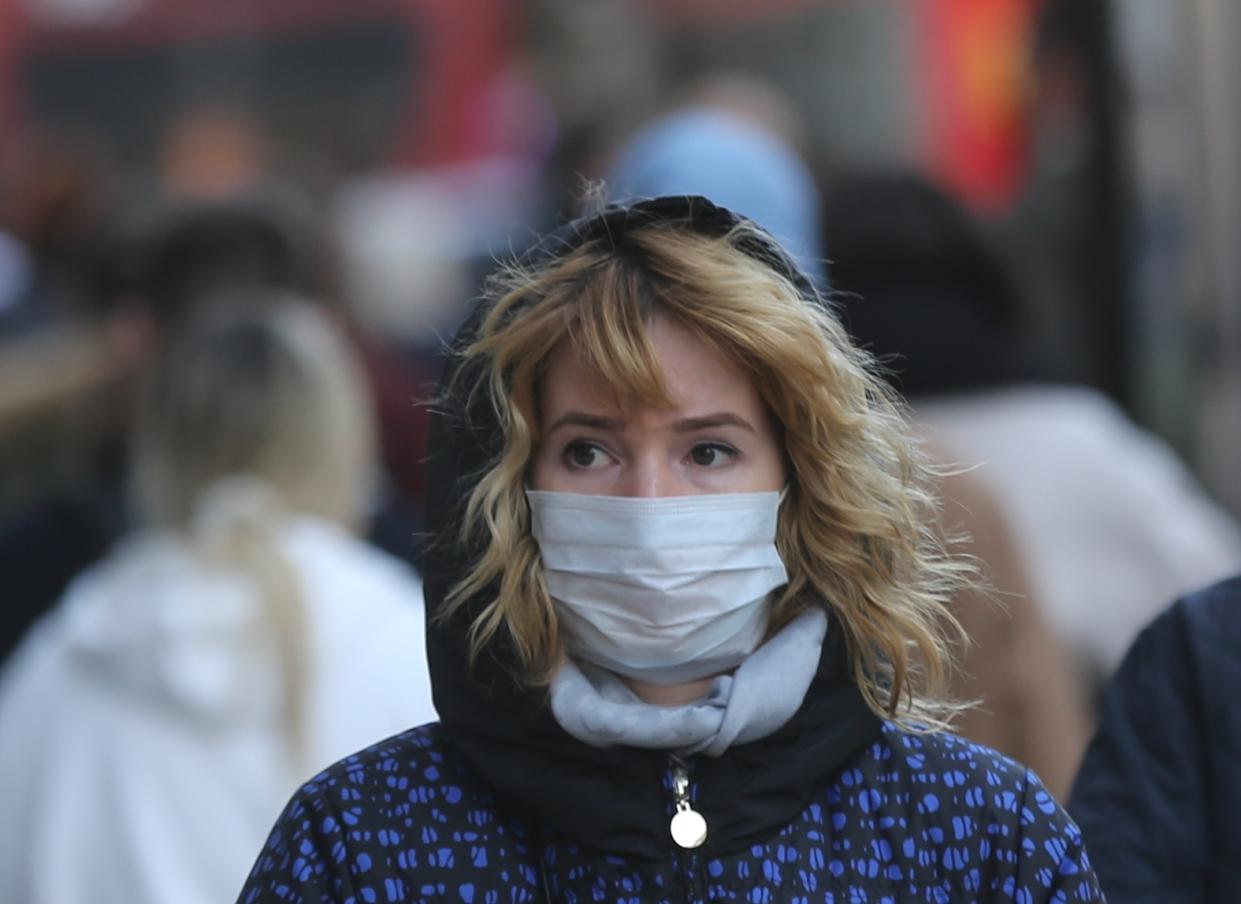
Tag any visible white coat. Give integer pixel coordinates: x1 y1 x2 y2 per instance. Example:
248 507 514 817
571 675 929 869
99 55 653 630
0 516 436 904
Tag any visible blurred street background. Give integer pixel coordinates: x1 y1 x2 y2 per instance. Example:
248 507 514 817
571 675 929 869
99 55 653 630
3 0 1240 509
3 0 1241 795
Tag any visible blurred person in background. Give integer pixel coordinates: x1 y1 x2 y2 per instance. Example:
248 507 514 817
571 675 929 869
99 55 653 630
933 460 1093 800
605 90 1089 798
823 171 1241 686
1069 573 1241 902
124 195 434 572
0 196 325 666
604 72 826 290
0 130 131 664
0 300 436 904
0 194 432 665
0 130 113 338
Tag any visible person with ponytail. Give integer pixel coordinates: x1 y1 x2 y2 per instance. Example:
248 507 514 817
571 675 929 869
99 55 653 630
235 197 1101 902
0 299 436 904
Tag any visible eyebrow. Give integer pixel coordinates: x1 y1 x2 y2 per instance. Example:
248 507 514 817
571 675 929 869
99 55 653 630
671 413 757 434
545 411 756 434
546 412 626 433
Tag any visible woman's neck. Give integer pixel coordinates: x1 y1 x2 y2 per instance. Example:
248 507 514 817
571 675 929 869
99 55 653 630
623 674 716 706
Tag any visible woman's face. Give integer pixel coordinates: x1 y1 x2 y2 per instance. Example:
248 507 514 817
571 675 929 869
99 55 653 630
531 311 787 496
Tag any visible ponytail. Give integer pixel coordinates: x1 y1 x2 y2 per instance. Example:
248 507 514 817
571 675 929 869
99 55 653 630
193 476 309 773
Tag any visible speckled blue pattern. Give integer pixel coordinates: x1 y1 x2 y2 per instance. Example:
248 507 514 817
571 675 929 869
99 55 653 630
238 723 1102 903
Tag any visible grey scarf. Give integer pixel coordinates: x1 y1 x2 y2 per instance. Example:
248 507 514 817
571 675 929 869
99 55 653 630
549 607 828 757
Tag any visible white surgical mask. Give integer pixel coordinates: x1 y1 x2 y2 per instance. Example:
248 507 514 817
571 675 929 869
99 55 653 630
526 489 789 684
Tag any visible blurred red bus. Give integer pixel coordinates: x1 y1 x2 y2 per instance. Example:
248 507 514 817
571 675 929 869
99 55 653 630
0 0 514 171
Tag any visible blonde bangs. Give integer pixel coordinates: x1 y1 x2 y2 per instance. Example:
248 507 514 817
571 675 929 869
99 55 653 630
563 258 674 412
477 255 674 416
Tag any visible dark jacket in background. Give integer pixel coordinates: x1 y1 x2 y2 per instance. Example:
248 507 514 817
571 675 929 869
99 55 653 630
1070 575 1241 902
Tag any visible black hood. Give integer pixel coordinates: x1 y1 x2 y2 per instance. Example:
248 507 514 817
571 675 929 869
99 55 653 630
422 195 882 860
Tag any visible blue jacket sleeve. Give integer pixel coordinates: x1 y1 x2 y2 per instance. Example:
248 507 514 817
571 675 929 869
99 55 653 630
236 780 360 904
1010 767 1105 902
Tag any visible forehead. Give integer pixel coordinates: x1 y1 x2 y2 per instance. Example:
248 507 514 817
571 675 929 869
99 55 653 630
539 311 764 421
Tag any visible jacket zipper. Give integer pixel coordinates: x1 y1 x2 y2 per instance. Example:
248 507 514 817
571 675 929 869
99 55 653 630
668 754 708 903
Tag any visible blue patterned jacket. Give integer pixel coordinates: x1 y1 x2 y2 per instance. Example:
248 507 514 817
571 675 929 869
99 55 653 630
238 719 1101 903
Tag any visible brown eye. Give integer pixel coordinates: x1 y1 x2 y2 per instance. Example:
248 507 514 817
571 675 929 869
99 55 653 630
564 441 610 470
688 443 736 467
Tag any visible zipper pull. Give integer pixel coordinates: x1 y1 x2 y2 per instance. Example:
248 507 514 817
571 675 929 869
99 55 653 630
668 755 708 849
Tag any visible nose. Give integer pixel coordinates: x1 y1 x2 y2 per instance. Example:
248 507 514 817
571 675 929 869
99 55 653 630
618 454 690 498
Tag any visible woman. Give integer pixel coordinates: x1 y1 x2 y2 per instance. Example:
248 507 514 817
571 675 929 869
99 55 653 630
237 196 1101 901
0 300 436 904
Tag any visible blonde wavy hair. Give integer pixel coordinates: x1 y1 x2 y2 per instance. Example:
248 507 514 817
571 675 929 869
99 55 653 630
446 215 971 728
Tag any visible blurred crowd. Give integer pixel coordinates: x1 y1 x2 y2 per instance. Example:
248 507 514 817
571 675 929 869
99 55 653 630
0 1 1239 902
